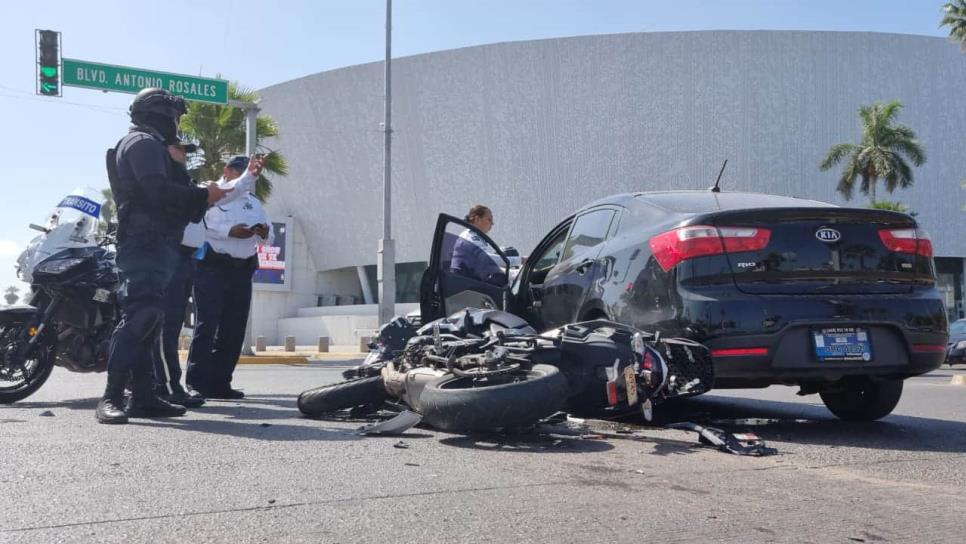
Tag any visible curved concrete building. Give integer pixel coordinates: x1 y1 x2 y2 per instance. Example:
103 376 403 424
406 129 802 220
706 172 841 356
251 31 966 346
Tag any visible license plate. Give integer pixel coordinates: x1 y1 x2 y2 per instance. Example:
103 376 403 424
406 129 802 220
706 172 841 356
812 327 872 362
92 289 111 303
624 365 639 406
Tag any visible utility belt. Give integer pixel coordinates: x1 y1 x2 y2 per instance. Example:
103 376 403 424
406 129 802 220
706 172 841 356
202 249 258 271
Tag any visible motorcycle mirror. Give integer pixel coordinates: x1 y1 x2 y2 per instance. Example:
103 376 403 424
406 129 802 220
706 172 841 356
29 223 50 233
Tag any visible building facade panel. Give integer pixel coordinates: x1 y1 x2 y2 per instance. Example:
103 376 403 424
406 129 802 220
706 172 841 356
253 31 966 340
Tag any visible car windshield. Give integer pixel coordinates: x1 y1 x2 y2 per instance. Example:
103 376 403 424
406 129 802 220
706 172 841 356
950 320 966 336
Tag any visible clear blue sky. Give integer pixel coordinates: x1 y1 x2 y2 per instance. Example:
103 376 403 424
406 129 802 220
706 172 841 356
0 0 955 295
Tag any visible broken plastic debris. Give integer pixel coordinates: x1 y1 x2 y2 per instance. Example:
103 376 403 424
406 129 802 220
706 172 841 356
357 410 422 435
668 422 778 456
393 440 410 449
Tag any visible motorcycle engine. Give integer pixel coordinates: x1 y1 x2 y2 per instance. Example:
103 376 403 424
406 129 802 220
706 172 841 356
55 325 108 372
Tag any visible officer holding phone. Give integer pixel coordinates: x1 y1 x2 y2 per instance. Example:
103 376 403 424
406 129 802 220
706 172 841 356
153 150 265 407
186 155 273 399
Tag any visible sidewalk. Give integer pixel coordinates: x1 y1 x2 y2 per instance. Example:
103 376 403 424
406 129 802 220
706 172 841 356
177 346 367 365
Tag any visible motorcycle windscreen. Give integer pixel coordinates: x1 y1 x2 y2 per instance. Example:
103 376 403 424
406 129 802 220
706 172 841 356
19 188 106 282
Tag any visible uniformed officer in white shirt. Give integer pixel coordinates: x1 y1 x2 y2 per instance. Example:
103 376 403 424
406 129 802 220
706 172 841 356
152 148 265 407
186 155 273 399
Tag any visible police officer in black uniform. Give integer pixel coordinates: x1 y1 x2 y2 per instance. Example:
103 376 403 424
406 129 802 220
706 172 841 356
97 88 231 424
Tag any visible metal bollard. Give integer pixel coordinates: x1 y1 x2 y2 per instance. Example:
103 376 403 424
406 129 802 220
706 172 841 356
284 336 296 352
317 336 330 353
359 336 371 353
255 336 266 352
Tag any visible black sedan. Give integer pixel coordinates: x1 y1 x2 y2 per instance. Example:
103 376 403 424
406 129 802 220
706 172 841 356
420 190 948 421
947 319 966 366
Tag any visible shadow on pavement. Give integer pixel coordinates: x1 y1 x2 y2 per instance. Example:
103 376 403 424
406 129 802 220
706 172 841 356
439 432 615 453
640 394 966 454
132 417 361 442
12 397 100 411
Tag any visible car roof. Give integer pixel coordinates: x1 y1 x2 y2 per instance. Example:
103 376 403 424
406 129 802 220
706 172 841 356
576 191 836 216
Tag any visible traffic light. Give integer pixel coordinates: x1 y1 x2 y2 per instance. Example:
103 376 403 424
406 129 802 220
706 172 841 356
36 29 61 97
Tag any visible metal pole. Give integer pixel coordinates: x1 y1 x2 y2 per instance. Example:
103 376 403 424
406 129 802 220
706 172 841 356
241 104 259 355
377 0 396 326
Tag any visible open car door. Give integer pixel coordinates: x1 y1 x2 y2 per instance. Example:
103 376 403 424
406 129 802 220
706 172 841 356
420 214 510 322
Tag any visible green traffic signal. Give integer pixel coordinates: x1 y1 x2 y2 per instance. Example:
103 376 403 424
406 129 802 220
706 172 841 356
36 29 61 97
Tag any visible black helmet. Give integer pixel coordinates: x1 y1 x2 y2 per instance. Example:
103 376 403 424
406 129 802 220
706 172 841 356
129 88 188 119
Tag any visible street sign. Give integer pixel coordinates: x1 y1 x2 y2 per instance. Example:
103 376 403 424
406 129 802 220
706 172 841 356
62 58 229 104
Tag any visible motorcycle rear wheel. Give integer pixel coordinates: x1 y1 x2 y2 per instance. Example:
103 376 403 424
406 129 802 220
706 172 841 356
419 364 568 432
0 323 55 404
297 376 389 416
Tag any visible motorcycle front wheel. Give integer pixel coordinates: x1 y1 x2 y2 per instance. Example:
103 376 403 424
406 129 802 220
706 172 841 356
419 364 569 432
297 376 390 416
0 322 55 404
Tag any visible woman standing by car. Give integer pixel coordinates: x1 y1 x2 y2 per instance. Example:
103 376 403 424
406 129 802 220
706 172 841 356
451 204 506 285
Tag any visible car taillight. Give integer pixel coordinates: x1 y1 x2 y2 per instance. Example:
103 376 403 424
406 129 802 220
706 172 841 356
878 228 933 258
648 225 771 272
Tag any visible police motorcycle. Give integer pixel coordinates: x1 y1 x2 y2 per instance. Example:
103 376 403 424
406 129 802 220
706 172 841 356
0 189 118 403
298 308 714 432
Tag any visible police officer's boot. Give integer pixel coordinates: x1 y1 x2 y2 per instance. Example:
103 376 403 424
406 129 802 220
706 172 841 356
126 367 187 418
96 371 130 424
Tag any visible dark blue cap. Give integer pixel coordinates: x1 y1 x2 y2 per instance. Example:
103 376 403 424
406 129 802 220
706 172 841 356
226 155 250 173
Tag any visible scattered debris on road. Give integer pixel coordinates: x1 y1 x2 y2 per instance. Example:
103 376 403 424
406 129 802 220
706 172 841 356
357 410 422 435
668 422 778 456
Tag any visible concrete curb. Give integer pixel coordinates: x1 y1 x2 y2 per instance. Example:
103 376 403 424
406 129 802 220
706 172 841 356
950 375 966 386
237 355 310 365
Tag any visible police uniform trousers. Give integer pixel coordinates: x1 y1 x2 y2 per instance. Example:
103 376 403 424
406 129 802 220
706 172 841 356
108 235 178 379
152 244 196 392
185 250 257 393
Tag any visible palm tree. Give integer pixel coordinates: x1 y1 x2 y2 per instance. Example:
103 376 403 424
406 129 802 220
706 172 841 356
4 286 19 305
869 200 908 213
820 100 925 202
179 82 288 201
941 0 966 50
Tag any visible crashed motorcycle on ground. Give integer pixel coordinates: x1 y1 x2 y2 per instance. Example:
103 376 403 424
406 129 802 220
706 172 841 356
0 189 118 403
298 308 714 432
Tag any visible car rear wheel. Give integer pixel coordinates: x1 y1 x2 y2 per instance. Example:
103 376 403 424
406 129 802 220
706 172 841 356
819 378 903 421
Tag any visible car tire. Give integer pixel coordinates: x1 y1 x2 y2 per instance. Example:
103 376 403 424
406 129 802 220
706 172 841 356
419 364 569 432
819 378 903 421
297 377 389 416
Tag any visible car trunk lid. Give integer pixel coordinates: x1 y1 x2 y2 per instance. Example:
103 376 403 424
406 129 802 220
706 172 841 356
707 208 933 295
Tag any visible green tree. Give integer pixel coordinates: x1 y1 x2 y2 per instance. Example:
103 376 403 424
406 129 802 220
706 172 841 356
941 0 966 50
870 199 917 217
179 82 288 201
820 100 926 203
4 286 19 305
869 200 908 213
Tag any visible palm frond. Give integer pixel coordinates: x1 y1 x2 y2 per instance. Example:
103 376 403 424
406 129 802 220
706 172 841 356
820 143 856 170
179 81 288 199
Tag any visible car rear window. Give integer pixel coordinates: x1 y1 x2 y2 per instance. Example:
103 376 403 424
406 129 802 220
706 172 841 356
636 192 836 214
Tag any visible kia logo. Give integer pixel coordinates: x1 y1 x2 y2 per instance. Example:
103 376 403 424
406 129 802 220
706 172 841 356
815 227 842 243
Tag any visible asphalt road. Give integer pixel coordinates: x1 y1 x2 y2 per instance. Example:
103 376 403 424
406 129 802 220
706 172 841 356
2 362 965 544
